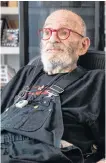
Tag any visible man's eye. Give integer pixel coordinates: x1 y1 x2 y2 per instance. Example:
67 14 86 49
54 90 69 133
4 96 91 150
62 31 67 35
44 30 50 35
59 30 68 36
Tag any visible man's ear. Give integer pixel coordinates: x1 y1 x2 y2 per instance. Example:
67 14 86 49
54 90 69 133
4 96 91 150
79 37 90 56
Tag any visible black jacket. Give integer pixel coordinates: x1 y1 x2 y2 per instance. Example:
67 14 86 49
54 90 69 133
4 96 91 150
1 64 105 162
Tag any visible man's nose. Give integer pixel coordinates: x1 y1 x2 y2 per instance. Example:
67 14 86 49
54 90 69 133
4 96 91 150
49 31 61 43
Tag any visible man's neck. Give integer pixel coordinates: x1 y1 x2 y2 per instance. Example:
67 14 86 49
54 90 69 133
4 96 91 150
46 64 77 75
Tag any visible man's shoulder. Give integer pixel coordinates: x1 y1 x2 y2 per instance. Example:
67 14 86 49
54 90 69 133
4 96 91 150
83 68 105 82
18 64 43 75
86 68 104 76
78 66 104 79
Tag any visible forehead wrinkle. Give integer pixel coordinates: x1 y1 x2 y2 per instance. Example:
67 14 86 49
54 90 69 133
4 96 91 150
44 17 78 27
44 23 73 28
44 19 82 34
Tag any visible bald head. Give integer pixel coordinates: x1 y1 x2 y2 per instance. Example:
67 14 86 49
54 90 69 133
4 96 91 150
44 9 86 36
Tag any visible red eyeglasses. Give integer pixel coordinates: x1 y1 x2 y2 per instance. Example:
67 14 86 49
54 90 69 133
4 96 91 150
38 28 84 40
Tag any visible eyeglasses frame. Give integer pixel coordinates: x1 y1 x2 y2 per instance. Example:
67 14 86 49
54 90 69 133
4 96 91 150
38 28 84 40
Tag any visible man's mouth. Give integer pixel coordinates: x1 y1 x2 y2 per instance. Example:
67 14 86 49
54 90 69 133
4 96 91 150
47 49 63 52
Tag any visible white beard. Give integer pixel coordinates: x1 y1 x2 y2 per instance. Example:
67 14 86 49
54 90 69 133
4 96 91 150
41 53 54 73
40 42 79 75
41 51 76 75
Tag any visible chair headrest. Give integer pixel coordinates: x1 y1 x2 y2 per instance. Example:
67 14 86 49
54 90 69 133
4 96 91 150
78 50 105 70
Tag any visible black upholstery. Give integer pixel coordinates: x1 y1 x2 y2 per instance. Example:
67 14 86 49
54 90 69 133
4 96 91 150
28 50 105 70
78 50 105 70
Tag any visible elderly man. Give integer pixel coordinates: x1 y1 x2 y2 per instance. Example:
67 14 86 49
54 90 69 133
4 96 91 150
1 10 105 163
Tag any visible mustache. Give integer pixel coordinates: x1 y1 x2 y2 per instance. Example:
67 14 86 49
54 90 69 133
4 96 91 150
41 42 64 51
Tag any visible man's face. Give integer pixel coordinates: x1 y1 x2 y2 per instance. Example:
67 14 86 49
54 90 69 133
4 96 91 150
40 11 83 74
